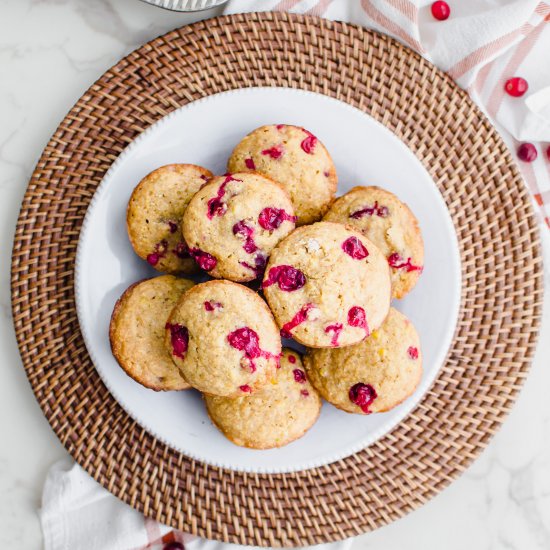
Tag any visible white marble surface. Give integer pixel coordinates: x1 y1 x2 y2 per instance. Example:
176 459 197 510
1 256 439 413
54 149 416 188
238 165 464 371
0 1 548 548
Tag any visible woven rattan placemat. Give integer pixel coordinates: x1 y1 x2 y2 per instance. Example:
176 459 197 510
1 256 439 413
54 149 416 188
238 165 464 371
11 12 543 547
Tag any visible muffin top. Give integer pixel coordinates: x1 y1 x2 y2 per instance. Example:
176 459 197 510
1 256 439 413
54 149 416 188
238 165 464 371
127 163 213 274
227 124 337 225
109 275 194 391
262 222 391 348
182 172 296 282
165 280 281 397
304 307 422 414
324 186 424 298
205 349 321 449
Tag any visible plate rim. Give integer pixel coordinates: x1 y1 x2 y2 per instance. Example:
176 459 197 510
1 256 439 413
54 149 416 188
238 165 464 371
74 86 462 474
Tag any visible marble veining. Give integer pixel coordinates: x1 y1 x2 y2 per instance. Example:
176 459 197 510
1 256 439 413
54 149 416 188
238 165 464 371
0 1 548 548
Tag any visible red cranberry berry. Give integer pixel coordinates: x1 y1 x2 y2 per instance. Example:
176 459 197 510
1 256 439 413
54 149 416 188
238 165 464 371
262 265 306 292
517 143 538 162
258 207 296 231
204 300 222 312
189 248 217 271
240 253 267 279
407 346 419 360
245 157 256 170
276 124 285 130
431 1 450 20
165 323 189 359
325 323 343 346
504 77 528 97
167 220 178 233
147 240 168 266
293 369 307 383
261 145 284 159
300 131 317 154
233 220 257 254
281 303 315 338
350 201 389 219
300 389 309 397
228 327 262 359
388 252 423 272
239 384 252 393
347 306 369 335
173 241 190 259
349 383 377 414
288 355 296 364
342 237 369 259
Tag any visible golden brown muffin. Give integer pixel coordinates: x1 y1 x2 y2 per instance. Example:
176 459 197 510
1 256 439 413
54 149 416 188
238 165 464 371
109 275 195 391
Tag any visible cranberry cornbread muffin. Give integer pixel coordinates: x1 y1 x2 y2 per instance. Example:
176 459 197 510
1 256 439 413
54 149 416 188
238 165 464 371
127 164 213 273
182 172 296 282
304 308 422 414
227 124 337 225
324 186 424 298
262 222 391 348
165 280 281 397
204 349 321 449
109 275 194 391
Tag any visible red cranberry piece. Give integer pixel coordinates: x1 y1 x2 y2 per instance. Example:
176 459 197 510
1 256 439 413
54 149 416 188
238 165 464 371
258 207 296 231
350 201 389 219
239 253 267 279
165 323 189 359
173 241 190 259
281 303 315 338
300 389 310 397
239 384 252 393
325 323 343 346
407 346 419 360
228 327 262 358
288 355 296 364
293 369 306 383
245 157 256 170
167 220 178 233
342 237 369 259
504 77 528 97
388 252 423 272
204 300 222 311
233 220 257 254
349 383 377 414
200 174 210 181
261 145 284 159
431 1 450 20
207 174 241 219
347 306 370 336
517 143 537 162
301 134 317 155
276 124 285 130
147 240 168 266
189 248 217 271
262 265 306 292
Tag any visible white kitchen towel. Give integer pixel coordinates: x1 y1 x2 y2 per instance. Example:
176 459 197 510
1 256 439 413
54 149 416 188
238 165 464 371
40 460 354 550
223 0 550 229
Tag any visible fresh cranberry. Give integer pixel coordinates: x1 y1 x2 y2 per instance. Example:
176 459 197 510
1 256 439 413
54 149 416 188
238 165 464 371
342 237 369 260
189 248 217 271
207 174 240 219
165 323 189 359
261 144 284 159
146 240 168 266
245 157 256 170
239 253 267 279
204 300 222 311
293 369 306 383
173 241 190 259
239 385 252 393
324 170 330 177
517 143 538 162
167 220 178 233
350 201 389 219
288 355 296 364
348 306 370 336
431 1 450 20
325 323 343 346
300 389 309 397
262 265 306 292
388 252 423 272
280 303 315 338
276 124 285 130
228 327 262 358
505 77 529 97
301 132 317 155
349 383 377 414
407 346 419 360
233 220 258 254
258 207 297 231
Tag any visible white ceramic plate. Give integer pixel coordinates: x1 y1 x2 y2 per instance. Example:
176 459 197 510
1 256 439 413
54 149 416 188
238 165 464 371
75 88 461 474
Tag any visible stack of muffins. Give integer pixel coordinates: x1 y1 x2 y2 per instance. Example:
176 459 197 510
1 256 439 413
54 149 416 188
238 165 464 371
110 124 424 449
